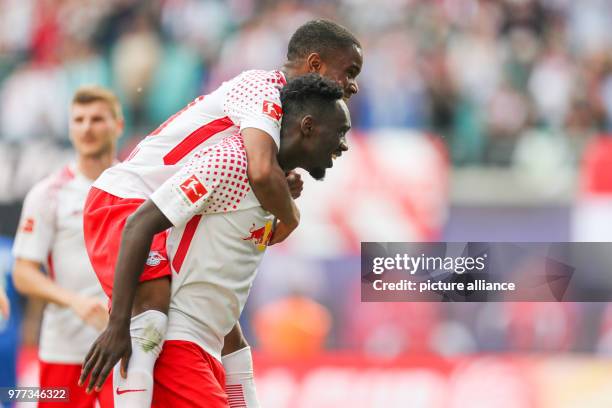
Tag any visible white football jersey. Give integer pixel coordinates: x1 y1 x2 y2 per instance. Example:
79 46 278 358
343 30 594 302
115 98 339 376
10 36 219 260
94 69 286 199
150 134 273 361
12 164 107 363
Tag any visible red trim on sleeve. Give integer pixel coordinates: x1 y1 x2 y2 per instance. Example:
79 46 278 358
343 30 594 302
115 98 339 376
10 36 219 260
163 117 233 165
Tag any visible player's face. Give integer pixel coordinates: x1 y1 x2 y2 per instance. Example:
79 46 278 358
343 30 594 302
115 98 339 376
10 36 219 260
319 44 363 100
70 101 122 158
306 100 351 180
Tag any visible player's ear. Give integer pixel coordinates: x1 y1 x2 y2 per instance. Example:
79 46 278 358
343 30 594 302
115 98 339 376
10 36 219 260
115 118 125 140
300 115 314 137
306 53 322 73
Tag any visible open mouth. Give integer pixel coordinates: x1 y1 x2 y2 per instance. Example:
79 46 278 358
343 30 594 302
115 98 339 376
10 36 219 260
328 147 344 168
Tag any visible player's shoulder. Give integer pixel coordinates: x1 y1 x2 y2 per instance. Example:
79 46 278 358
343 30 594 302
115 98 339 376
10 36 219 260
26 164 75 202
231 69 287 89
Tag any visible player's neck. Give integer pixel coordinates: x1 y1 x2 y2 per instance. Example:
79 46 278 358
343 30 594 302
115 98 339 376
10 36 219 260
277 141 301 172
280 61 307 82
77 152 115 181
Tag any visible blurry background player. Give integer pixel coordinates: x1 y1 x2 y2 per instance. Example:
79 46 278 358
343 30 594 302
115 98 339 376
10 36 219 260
78 19 361 408
85 74 350 407
11 86 123 408
0 286 8 320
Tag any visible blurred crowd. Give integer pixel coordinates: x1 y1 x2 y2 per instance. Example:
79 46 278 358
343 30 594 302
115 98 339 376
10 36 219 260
1 0 612 171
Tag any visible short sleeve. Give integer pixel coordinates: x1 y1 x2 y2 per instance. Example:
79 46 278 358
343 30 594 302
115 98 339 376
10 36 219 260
223 71 283 149
150 134 251 227
12 182 56 262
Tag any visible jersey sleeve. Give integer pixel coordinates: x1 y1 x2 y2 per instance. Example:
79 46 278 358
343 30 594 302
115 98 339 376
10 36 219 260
150 135 251 227
12 181 56 263
222 72 283 149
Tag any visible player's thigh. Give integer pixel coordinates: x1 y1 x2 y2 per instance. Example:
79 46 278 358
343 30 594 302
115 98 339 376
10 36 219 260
39 361 97 408
152 340 228 408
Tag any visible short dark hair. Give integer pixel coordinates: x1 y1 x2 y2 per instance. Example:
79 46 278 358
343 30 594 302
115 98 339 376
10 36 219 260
287 19 360 61
281 74 344 120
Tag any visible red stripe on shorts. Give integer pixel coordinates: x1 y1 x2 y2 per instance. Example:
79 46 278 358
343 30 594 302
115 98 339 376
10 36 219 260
172 215 202 273
163 117 233 165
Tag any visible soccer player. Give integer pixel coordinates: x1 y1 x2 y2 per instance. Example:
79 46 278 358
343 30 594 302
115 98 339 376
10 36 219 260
79 19 362 407
12 86 123 408
89 73 350 407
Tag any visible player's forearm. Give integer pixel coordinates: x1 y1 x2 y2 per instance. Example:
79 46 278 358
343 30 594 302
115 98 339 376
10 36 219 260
242 127 299 227
108 217 155 327
12 259 78 307
249 164 299 227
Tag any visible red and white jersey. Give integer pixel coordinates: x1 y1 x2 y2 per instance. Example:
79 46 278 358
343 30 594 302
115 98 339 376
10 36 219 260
12 164 107 363
150 134 273 361
94 69 286 199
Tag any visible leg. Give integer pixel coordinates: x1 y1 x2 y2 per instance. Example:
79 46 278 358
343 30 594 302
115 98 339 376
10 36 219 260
222 322 249 355
96 372 115 408
222 322 261 408
153 340 229 408
113 277 170 408
83 191 172 407
132 275 171 316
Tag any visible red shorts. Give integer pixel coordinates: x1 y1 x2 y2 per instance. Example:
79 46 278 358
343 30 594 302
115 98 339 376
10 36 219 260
39 361 113 407
83 187 171 299
152 340 228 408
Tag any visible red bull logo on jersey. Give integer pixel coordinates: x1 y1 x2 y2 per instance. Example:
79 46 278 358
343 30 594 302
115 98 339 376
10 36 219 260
21 217 35 233
178 175 208 204
242 220 274 251
263 100 282 122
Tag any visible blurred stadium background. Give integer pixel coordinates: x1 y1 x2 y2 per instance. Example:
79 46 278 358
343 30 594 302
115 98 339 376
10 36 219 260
1 0 612 406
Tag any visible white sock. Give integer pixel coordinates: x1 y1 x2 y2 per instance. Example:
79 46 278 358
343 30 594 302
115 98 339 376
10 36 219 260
113 310 168 408
222 346 260 408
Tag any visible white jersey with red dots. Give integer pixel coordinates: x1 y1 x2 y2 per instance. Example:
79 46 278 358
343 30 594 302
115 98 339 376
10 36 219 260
12 164 107 363
93 69 286 200
150 134 273 362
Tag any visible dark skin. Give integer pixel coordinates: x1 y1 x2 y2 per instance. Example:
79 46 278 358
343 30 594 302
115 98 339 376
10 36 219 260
79 44 362 392
223 44 363 356
79 43 362 392
255 43 363 245
79 99 351 392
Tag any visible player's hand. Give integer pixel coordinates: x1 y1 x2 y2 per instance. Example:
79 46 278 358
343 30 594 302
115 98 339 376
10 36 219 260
71 295 109 331
0 287 9 320
269 219 298 245
79 322 132 393
286 170 303 199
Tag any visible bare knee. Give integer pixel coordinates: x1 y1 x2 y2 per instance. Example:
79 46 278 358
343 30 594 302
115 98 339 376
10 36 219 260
132 277 171 316
222 324 249 355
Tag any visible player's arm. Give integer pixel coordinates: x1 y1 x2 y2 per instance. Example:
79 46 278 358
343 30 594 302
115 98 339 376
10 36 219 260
242 128 300 243
13 259 107 330
12 182 106 329
0 286 9 320
80 199 172 391
225 74 302 244
108 201 172 326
